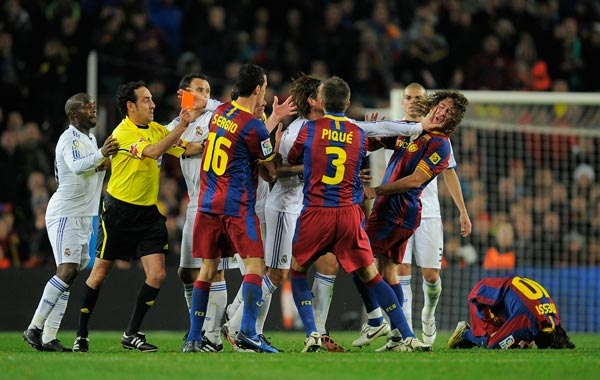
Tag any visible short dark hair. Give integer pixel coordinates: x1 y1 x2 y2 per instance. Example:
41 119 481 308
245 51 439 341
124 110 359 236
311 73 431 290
116 81 146 116
322 76 350 113
290 73 322 119
230 85 239 101
534 325 575 349
65 93 92 117
233 64 265 97
178 73 208 90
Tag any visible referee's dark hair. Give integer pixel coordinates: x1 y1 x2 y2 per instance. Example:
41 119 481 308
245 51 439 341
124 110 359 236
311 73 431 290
116 81 146 116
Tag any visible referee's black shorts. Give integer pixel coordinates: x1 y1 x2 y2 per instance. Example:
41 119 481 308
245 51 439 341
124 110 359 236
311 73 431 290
95 194 169 261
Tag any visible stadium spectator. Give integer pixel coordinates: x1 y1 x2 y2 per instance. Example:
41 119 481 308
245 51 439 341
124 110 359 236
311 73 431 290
483 221 516 270
0 0 599 270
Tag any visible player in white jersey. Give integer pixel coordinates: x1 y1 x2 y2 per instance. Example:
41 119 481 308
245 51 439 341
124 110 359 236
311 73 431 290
23 93 119 351
166 73 239 352
221 74 425 352
352 83 471 348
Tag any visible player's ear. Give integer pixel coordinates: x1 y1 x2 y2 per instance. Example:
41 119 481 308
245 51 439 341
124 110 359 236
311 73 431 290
253 85 261 95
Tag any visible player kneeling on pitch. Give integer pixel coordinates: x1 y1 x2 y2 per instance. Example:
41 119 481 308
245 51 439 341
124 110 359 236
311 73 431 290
448 275 575 349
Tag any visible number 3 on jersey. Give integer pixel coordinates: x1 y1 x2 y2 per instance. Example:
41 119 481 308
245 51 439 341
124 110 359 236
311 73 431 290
203 132 231 176
322 146 347 185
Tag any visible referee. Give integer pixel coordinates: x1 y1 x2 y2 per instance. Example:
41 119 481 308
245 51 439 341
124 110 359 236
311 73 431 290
72 81 204 352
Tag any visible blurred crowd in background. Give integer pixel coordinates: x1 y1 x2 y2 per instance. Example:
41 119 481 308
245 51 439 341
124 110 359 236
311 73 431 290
0 0 599 270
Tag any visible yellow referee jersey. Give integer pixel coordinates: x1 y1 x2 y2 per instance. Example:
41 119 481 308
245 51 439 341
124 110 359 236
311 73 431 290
107 116 186 206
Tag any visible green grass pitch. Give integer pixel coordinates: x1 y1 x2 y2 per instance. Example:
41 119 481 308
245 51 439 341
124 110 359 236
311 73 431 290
1 331 598 380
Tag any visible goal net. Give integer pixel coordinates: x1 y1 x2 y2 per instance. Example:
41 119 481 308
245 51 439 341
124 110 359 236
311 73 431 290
379 89 600 333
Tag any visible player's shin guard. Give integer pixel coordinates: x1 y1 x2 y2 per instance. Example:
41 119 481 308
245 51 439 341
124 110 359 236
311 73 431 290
240 274 262 337
291 269 318 336
312 272 336 335
188 281 210 342
367 274 414 338
422 277 441 320
352 273 383 327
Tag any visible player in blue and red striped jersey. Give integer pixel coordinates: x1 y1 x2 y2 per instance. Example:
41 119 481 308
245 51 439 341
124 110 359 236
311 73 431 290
448 276 575 349
182 64 287 354
287 76 431 353
359 90 469 351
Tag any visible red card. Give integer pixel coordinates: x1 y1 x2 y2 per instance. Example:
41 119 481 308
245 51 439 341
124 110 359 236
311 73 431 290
181 90 194 110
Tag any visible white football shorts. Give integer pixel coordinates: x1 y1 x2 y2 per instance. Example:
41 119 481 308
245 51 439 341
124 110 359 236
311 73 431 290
263 206 299 270
401 217 444 269
46 216 93 269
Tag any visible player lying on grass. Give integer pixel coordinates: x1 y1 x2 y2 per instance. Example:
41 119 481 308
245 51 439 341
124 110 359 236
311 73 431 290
448 275 575 349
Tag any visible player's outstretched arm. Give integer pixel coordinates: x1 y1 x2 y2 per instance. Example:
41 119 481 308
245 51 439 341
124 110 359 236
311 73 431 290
143 108 191 159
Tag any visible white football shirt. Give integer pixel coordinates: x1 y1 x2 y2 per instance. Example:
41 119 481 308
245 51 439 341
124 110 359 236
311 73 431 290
165 113 212 208
45 125 106 218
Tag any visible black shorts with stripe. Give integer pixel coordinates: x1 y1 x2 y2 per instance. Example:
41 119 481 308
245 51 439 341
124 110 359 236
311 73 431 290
95 194 168 261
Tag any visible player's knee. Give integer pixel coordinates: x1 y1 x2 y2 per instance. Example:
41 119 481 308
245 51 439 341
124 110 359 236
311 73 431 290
422 269 439 283
398 263 411 276
147 269 167 286
177 267 195 283
56 264 79 285
266 268 287 286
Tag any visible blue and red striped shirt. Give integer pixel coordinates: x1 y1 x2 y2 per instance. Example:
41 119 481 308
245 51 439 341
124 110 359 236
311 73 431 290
288 113 368 207
370 131 450 228
198 101 275 216
469 276 562 348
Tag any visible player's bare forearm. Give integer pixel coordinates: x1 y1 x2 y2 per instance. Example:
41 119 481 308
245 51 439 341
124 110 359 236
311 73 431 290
375 170 429 195
442 168 472 236
258 160 277 183
277 163 303 178
143 109 191 159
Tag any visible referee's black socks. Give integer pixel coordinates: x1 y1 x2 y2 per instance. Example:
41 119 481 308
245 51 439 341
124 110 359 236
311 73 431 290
126 283 160 336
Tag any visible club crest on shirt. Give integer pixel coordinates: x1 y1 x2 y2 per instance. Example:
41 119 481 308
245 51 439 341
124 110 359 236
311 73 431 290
64 248 71 257
129 144 139 156
261 138 273 156
429 152 441 165
499 335 515 349
195 126 202 137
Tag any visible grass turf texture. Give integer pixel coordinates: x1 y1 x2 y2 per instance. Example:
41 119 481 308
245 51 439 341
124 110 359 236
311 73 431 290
1 331 598 380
